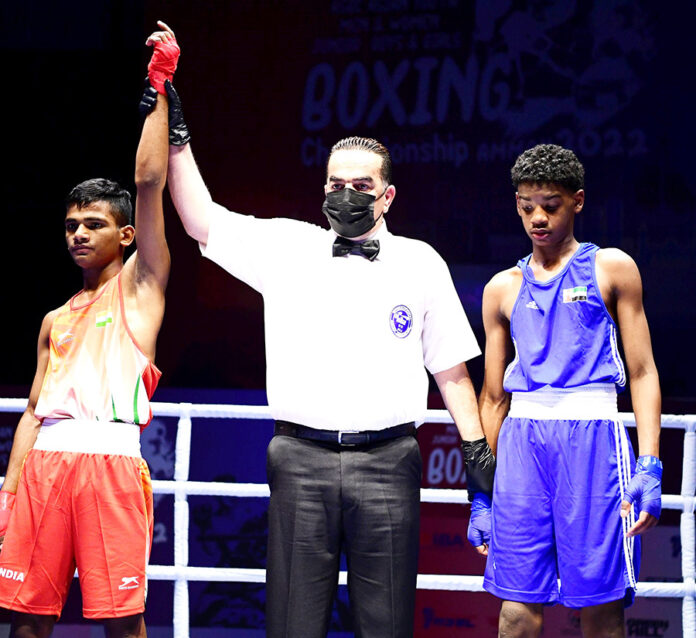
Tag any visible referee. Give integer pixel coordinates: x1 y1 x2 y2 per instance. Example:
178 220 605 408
163 70 493 637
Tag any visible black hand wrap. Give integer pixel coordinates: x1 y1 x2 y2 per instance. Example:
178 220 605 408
138 78 158 118
164 80 191 146
461 437 496 501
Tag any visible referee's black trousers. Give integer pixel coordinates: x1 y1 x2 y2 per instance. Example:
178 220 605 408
265 432 422 638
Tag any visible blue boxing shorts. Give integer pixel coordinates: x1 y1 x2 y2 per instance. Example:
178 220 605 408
483 384 640 608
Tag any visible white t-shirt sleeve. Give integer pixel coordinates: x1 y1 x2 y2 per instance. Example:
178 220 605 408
200 202 301 293
421 248 481 374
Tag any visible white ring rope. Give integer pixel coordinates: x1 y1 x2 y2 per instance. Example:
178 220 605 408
0 398 694 637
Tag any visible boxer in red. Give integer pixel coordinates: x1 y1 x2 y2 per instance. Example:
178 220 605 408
0 21 177 638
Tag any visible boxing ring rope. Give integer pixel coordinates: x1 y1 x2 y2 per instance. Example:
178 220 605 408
0 398 694 637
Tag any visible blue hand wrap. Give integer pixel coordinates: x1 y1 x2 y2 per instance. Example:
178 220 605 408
623 455 662 519
467 493 492 549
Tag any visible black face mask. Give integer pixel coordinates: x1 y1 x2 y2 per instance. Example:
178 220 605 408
322 188 386 238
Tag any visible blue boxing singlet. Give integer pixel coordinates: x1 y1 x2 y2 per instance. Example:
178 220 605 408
503 242 626 393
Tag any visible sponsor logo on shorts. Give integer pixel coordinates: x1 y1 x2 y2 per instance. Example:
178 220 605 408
0 568 25 582
390 305 413 338
562 286 588 303
118 576 140 590
525 300 540 310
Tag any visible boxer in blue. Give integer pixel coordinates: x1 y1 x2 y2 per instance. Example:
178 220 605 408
470 144 662 637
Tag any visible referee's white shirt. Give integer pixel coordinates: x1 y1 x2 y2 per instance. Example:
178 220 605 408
202 203 481 431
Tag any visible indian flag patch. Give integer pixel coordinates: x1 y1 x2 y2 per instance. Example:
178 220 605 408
562 286 588 303
96 310 113 327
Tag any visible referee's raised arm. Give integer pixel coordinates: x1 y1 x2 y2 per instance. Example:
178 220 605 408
168 142 213 246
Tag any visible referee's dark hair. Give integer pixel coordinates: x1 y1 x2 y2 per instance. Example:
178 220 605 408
328 136 393 186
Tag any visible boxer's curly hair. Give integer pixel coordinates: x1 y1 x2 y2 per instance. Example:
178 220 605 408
329 136 392 185
511 144 585 192
66 178 133 226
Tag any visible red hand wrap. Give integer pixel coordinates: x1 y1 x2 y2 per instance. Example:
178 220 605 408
148 37 180 95
0 491 16 537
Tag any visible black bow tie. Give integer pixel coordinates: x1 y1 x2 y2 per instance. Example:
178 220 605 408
332 236 380 261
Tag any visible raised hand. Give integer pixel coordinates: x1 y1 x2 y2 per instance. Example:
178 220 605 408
146 20 180 94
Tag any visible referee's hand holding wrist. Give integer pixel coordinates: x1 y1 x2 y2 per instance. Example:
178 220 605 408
461 437 496 500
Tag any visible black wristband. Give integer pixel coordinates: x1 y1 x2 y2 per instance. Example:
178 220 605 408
164 80 191 146
461 437 496 500
138 78 158 118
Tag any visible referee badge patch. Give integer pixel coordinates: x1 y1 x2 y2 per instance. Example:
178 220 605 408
390 305 413 338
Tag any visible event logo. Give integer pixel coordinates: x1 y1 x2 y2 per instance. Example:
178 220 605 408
390 305 413 338
301 1 655 167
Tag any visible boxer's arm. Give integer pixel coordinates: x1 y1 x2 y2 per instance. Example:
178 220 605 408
119 23 174 360
478 275 512 455
465 274 514 556
143 25 213 246
434 354 495 560
132 19 176 290
609 251 660 459
2 311 54 496
121 89 170 361
601 250 661 536
131 89 170 294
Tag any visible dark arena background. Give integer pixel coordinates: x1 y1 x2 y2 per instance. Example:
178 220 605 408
1 1 695 636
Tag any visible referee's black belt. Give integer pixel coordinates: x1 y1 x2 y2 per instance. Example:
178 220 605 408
274 420 416 447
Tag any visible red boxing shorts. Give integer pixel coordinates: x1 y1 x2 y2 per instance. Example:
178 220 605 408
0 449 153 619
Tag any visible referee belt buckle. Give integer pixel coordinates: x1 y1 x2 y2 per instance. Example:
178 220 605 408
337 430 361 445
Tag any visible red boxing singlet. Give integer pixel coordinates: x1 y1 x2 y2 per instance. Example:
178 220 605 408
34 271 161 427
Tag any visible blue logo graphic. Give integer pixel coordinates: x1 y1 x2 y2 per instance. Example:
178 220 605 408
390 305 413 338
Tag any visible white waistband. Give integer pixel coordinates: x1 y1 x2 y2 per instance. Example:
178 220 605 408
34 419 142 456
509 383 618 420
